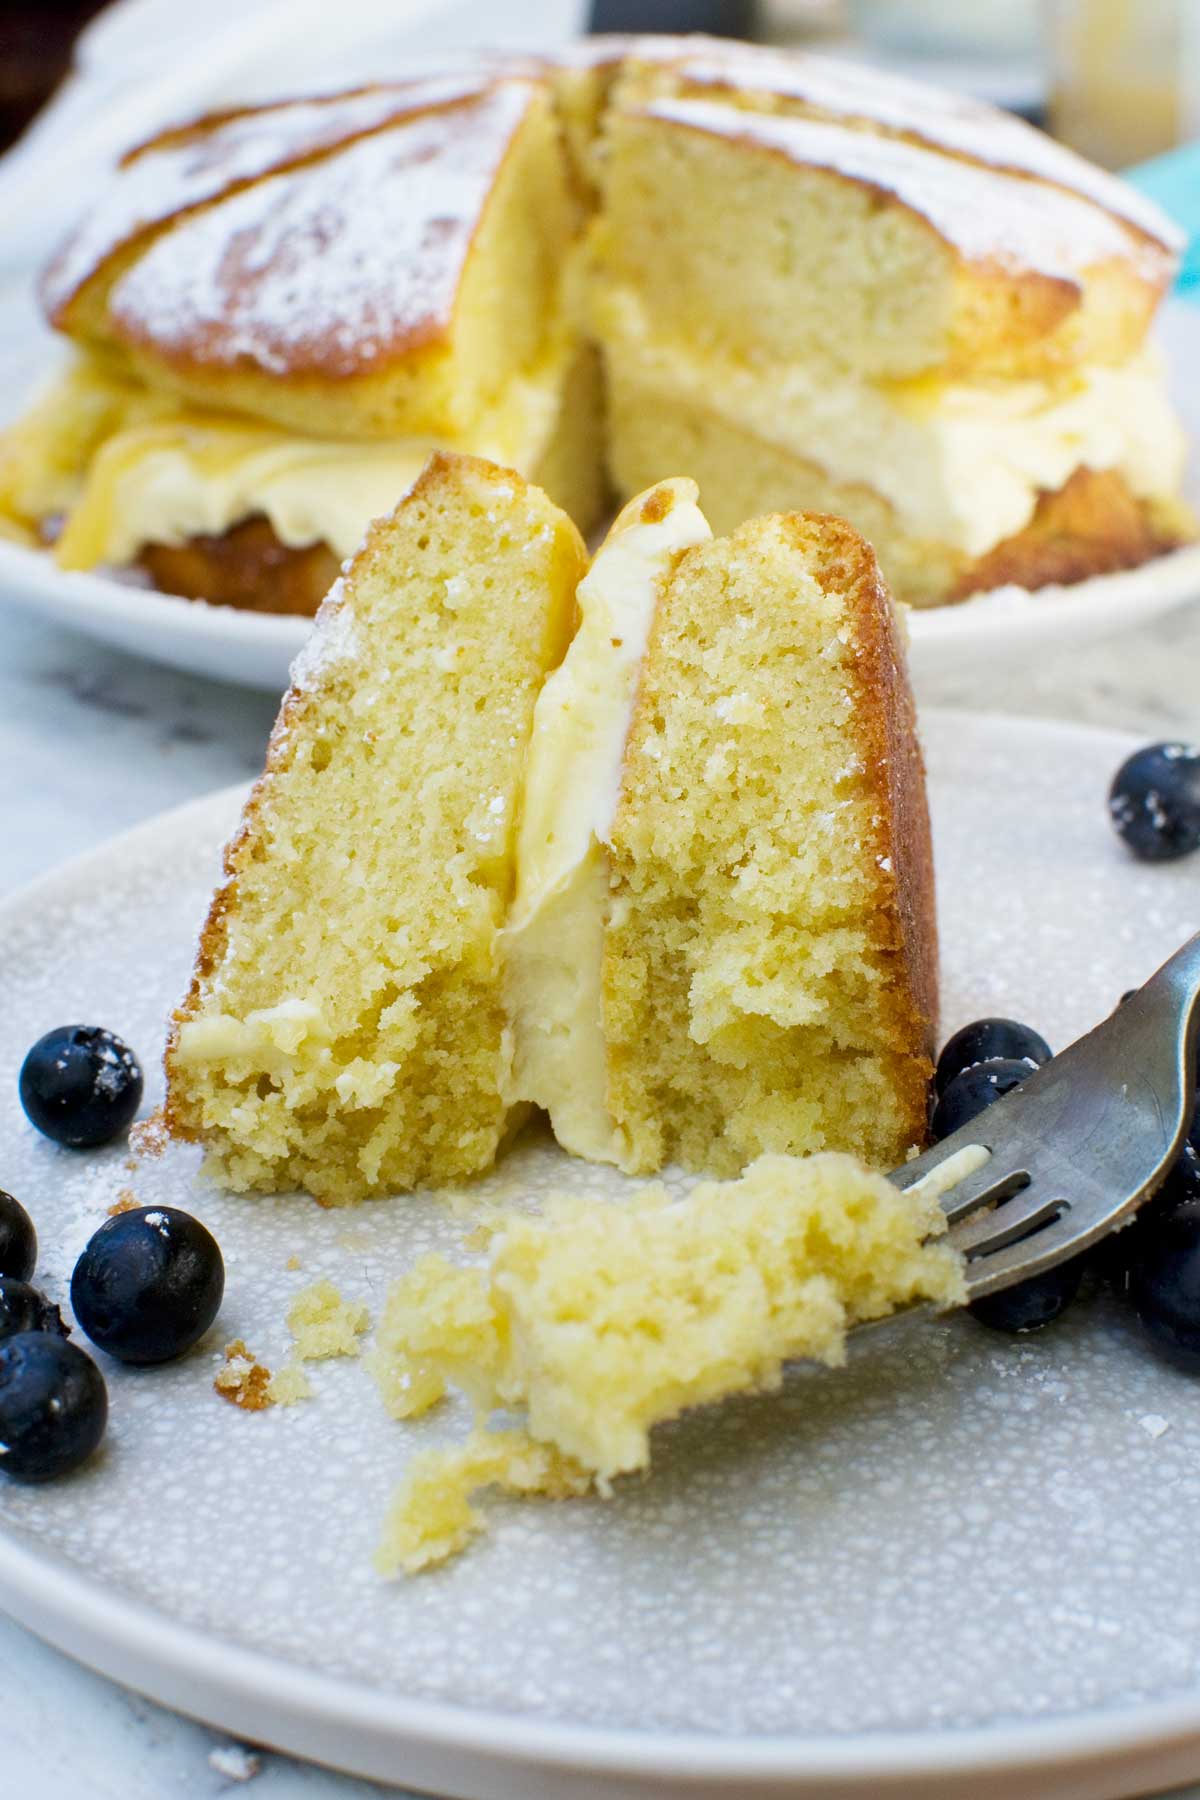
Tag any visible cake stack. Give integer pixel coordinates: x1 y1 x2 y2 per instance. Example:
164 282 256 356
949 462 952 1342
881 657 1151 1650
0 36 1190 612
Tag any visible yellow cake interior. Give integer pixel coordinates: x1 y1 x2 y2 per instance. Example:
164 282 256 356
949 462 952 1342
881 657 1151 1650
603 509 933 1177
166 460 935 1202
373 1150 966 1572
165 456 586 1201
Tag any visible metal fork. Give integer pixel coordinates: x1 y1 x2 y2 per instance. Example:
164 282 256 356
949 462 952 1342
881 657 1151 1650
888 930 1200 1300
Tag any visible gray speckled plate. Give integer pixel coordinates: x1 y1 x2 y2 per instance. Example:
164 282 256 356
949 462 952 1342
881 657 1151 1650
2 711 1200 1800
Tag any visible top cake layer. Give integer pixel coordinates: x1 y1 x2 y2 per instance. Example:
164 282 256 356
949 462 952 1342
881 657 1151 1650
613 36 1180 251
592 93 1170 381
42 75 499 334
46 76 579 440
39 37 1179 423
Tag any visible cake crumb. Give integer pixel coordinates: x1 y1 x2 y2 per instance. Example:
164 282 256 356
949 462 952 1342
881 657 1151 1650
107 1189 140 1217
376 1429 592 1576
287 1279 369 1360
208 1743 261 1782
129 1109 169 1158
215 1341 273 1411
368 1345 446 1421
266 1362 313 1407
285 1254 302 1272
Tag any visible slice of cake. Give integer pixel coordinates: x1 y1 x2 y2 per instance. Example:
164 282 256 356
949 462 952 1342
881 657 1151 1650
165 462 935 1198
163 454 587 1202
505 482 936 1177
373 1150 966 1571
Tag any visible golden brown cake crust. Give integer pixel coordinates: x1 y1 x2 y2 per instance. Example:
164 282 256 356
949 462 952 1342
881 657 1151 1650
138 515 338 615
806 514 939 1094
949 466 1195 600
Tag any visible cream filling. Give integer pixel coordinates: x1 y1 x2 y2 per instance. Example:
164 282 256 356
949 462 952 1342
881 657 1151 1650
30 348 570 570
595 285 1187 557
501 477 712 1163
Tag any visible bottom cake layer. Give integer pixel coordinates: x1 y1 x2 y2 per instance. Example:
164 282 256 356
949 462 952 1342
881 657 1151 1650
605 372 1195 609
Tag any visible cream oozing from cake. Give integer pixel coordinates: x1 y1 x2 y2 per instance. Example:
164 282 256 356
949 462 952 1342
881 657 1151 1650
502 478 711 1161
52 347 571 567
596 290 1185 557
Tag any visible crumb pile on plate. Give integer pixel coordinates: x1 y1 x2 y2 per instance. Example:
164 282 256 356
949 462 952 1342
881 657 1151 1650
0 35 1190 611
164 452 936 1202
372 1152 965 1572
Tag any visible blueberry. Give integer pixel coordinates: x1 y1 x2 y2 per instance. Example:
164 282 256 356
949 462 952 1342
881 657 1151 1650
0 1334 106 1483
970 1256 1086 1334
1128 1198 1200 1371
0 1190 36 1282
19 1026 143 1149
71 1207 224 1366
934 1019 1052 1097
1108 741 1200 861
0 1279 67 1346
930 1057 1032 1140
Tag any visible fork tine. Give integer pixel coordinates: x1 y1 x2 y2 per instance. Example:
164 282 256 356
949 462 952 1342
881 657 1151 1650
962 1207 1095 1299
947 1180 1061 1258
896 1143 1033 1223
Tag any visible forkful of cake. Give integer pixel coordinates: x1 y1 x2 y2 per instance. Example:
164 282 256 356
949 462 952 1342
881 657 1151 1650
892 929 1200 1305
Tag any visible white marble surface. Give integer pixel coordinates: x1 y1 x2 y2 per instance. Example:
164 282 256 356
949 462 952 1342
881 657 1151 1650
4 547 1200 1799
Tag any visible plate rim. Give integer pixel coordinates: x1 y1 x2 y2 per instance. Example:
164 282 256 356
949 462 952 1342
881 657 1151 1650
2 708 1199 1797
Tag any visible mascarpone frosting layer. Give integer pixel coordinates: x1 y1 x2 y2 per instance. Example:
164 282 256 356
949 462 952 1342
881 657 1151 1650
594 285 1186 557
502 477 711 1163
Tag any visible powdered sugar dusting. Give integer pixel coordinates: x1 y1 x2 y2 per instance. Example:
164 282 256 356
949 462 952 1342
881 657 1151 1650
107 83 534 379
644 98 1154 284
42 76 495 321
667 44 1180 253
286 574 360 695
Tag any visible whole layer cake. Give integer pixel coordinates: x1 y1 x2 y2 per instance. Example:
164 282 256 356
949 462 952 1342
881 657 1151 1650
0 37 1191 611
164 452 935 1202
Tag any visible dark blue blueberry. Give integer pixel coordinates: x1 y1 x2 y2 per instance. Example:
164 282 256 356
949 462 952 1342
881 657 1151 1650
0 1279 67 1347
934 1018 1052 1096
1128 1198 1200 1372
930 1057 1032 1140
969 1256 1086 1334
0 1334 106 1483
19 1026 143 1149
71 1207 224 1366
1108 741 1200 862
0 1190 36 1282
1097 1150 1200 1289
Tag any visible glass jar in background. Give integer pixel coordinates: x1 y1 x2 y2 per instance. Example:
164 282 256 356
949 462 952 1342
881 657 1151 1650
1046 0 1200 169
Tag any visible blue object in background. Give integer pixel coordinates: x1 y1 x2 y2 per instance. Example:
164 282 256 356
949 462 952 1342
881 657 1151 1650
1125 141 1200 298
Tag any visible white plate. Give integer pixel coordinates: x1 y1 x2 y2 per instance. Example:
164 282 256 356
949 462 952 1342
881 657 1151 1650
2 300 1199 694
2 710 1200 1800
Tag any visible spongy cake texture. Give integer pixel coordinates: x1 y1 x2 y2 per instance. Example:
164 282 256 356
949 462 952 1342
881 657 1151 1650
604 510 936 1177
372 1150 966 1570
164 454 586 1202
